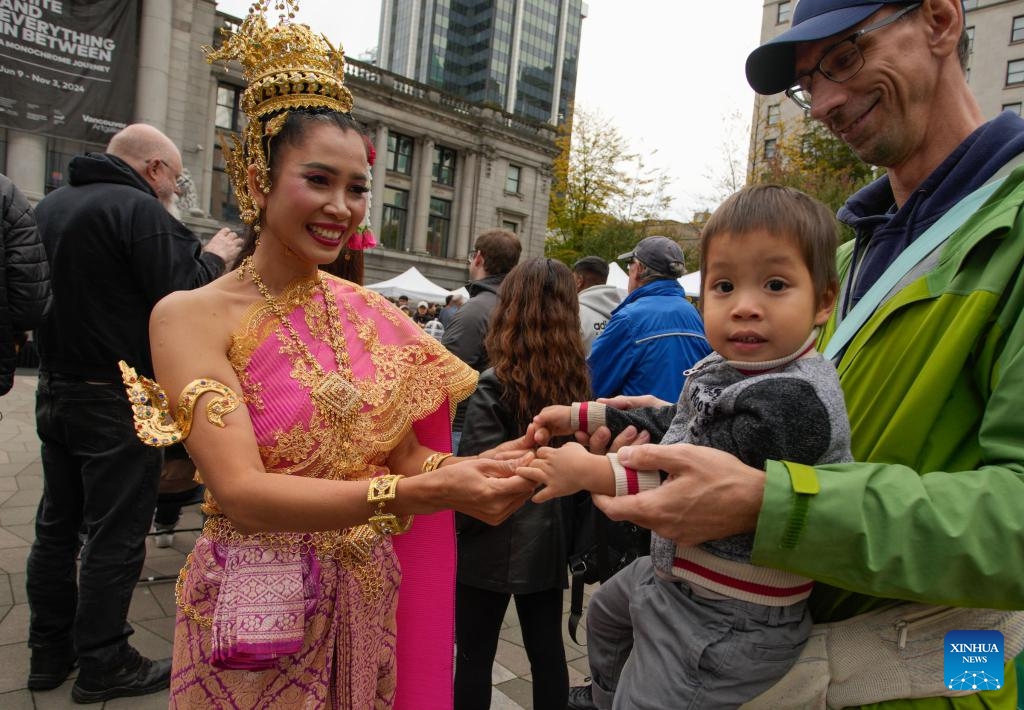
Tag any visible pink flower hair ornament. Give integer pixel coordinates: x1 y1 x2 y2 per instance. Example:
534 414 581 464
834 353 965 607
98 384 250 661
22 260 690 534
349 135 378 251
363 135 376 167
347 229 377 250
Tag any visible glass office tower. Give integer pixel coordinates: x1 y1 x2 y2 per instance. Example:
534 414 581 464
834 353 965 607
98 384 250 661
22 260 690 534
378 0 585 125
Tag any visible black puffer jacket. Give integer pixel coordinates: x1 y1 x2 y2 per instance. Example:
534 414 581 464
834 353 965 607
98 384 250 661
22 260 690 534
455 369 569 594
0 173 50 395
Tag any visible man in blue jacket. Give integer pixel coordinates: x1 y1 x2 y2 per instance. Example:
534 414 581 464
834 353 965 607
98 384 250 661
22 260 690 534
588 236 710 403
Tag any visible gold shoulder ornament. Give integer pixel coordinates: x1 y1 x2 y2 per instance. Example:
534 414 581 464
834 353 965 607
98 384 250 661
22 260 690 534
118 361 241 448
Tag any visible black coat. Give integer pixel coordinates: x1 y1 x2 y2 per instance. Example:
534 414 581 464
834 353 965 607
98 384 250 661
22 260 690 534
0 174 50 395
441 275 504 371
442 273 504 432
455 369 569 594
34 153 225 381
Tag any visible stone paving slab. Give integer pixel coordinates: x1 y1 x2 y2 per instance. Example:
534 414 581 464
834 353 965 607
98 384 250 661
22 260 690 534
0 374 598 708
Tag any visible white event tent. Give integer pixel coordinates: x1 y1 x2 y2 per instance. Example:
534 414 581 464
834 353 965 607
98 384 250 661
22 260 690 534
678 271 701 298
606 261 701 298
606 261 629 296
364 267 452 305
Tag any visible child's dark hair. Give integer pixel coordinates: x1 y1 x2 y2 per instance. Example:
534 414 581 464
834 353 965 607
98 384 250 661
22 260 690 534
700 185 839 304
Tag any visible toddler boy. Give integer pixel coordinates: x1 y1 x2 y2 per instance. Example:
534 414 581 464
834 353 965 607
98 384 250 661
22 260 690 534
522 185 853 709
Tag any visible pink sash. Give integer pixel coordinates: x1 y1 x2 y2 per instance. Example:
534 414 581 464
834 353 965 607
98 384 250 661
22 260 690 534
393 403 456 709
224 276 471 706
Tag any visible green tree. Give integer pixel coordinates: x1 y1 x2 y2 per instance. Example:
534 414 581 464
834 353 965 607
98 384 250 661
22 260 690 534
618 148 673 225
547 108 674 264
587 217 644 261
752 117 879 240
700 108 750 208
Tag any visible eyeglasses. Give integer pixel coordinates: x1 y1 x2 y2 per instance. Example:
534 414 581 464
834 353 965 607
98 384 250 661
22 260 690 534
785 3 920 111
152 158 188 192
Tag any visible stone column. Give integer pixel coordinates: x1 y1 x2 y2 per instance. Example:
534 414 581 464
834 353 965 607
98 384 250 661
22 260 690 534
135 0 172 128
6 131 47 201
198 82 219 219
455 150 477 259
371 124 388 238
411 136 434 254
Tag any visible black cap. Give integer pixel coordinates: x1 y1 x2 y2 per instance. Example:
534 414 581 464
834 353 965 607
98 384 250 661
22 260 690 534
617 236 685 278
572 255 609 281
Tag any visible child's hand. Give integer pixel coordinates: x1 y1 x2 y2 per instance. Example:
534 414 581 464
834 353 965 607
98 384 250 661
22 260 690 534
516 442 612 503
479 427 539 459
531 405 573 444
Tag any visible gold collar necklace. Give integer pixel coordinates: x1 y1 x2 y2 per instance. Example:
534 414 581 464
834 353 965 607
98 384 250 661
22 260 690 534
240 256 360 428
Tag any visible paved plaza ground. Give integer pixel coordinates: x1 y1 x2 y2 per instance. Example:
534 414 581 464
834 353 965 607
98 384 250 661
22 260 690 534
0 373 592 708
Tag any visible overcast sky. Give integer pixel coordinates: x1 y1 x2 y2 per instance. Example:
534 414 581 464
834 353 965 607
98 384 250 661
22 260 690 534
216 1 764 221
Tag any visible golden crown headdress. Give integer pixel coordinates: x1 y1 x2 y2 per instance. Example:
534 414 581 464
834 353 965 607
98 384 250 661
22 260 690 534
204 0 354 226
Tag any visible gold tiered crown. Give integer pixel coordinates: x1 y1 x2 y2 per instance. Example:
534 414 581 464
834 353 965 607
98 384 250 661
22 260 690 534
204 0 353 225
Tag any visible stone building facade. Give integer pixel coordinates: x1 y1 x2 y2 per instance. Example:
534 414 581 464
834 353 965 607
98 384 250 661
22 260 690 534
0 0 557 291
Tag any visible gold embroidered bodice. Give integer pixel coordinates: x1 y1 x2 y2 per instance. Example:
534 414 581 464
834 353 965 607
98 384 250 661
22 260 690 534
202 273 476 519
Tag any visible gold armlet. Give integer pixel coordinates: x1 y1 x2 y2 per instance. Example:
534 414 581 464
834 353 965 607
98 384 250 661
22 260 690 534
119 361 241 448
421 451 453 473
367 474 413 536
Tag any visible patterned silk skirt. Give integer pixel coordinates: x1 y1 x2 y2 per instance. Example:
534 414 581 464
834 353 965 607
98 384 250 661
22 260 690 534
169 530 401 709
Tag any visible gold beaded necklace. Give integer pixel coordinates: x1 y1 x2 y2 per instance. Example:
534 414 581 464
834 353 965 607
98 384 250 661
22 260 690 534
241 256 360 429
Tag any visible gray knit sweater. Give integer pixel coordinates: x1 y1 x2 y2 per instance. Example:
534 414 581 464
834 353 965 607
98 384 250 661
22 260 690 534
577 345 852 600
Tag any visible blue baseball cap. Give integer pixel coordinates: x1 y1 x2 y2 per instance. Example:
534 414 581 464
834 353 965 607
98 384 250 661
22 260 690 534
746 0 911 95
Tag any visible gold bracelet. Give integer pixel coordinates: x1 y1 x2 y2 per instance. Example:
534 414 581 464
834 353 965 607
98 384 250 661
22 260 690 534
367 474 413 536
421 451 454 473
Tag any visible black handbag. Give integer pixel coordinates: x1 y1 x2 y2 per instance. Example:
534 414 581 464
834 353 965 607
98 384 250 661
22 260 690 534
566 491 650 644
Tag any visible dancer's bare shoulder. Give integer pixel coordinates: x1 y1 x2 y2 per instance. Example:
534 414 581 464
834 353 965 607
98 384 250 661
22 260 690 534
151 270 260 352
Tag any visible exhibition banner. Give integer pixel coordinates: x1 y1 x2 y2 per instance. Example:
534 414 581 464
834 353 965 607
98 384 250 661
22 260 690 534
0 0 139 141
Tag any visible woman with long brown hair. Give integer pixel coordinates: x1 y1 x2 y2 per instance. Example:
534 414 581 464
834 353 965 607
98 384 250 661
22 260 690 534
454 256 590 710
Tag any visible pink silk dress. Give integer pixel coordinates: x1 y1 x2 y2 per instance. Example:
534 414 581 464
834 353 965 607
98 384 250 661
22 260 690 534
169 274 477 709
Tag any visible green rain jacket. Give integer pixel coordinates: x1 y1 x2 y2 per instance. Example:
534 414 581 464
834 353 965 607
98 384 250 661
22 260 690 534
752 166 1024 709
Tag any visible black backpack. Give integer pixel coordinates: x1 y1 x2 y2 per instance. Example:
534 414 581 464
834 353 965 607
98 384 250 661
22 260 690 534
566 490 650 644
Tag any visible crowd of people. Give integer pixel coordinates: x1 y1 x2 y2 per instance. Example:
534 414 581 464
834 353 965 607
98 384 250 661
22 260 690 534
2 0 1022 708
381 293 464 342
